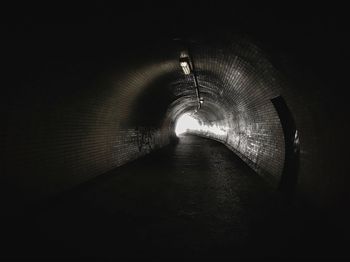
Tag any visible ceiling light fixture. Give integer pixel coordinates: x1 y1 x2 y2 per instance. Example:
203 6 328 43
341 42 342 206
179 49 201 109
179 56 191 75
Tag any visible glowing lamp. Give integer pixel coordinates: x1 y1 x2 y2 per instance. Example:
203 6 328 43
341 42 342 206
179 57 191 75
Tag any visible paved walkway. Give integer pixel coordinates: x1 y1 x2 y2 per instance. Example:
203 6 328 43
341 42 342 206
2 135 343 260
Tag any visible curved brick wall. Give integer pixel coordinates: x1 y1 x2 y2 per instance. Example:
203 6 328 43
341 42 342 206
0 35 327 213
170 40 286 186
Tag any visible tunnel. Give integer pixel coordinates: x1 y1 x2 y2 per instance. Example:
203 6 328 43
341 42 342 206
2 2 350 260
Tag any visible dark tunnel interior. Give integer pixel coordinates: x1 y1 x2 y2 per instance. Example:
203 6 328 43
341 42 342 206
2 1 350 261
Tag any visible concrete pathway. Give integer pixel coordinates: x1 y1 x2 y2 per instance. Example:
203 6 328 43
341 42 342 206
2 135 343 260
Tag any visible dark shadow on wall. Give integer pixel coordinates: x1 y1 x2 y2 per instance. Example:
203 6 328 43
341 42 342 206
272 96 300 202
126 75 175 128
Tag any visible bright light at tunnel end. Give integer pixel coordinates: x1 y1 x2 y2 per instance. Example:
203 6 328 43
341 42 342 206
175 113 199 136
175 113 227 137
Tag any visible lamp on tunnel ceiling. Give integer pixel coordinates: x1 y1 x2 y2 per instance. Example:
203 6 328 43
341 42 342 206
179 55 192 75
179 51 202 110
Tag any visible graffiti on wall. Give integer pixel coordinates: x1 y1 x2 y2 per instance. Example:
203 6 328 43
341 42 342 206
135 127 154 152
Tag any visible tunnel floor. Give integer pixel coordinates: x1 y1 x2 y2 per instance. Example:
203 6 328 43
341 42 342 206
2 135 345 260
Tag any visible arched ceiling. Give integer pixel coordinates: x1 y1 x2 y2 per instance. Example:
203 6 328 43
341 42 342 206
108 36 285 184
116 37 282 132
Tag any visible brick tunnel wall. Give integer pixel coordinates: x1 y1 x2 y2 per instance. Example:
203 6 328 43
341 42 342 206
169 40 286 187
1 58 176 211
2 2 349 233
169 37 343 213
2 34 343 217
0 38 296 209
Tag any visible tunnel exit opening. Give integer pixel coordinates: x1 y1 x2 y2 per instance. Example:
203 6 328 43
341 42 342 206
175 113 200 136
174 112 227 137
